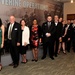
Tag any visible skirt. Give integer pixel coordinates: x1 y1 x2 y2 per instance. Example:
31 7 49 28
20 45 28 55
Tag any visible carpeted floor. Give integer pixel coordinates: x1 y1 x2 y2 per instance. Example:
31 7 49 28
0 50 75 75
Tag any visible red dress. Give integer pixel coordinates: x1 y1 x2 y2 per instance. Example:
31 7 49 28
31 25 39 48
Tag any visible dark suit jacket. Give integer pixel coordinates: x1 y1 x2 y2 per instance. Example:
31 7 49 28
42 21 56 43
6 22 21 46
61 25 67 36
66 24 72 39
54 22 62 39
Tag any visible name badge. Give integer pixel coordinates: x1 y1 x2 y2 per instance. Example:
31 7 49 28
14 28 17 30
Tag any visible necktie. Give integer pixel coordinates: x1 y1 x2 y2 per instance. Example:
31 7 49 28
8 24 13 39
48 22 51 28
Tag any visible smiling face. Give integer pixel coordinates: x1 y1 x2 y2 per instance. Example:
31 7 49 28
59 18 63 22
54 15 59 22
47 16 52 22
73 20 75 24
67 20 71 25
62 20 66 25
33 19 37 25
21 20 26 26
9 16 15 24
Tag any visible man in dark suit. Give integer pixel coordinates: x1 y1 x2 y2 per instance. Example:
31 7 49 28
6 16 21 68
41 15 56 60
66 20 72 52
71 19 75 52
54 15 62 57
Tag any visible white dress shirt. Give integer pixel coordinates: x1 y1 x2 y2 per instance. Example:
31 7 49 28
22 26 30 46
55 22 58 26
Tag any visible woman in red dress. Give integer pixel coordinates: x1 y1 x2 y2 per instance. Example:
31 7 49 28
30 19 42 62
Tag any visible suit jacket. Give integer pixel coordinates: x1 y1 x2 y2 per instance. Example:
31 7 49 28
66 24 72 39
6 22 21 46
61 25 67 36
54 22 62 39
22 26 30 46
42 21 56 43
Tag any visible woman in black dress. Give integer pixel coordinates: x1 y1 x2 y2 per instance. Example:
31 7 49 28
58 20 67 54
71 20 75 52
30 19 42 62
20 19 30 63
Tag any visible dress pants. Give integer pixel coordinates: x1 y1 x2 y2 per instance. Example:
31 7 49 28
66 40 71 52
54 38 59 56
43 40 54 58
8 40 19 65
72 39 75 52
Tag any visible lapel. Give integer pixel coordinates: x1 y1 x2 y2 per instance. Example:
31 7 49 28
7 23 10 30
67 25 70 31
44 22 48 30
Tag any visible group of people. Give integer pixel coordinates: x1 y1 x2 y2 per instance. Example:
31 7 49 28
0 15 75 71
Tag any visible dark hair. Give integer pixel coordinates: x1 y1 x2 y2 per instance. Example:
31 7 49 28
47 15 52 18
32 19 38 24
33 19 38 21
0 18 2 27
20 19 26 25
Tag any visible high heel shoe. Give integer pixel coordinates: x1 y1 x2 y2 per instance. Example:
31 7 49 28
35 58 38 62
63 50 66 54
58 50 60 54
0 64 2 71
35 59 38 62
32 59 35 61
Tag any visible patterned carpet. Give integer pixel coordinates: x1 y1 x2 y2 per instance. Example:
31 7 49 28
0 50 75 75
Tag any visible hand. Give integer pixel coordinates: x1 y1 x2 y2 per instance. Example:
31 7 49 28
24 42 27 46
62 36 64 37
1 43 4 48
46 33 51 37
17 43 20 46
59 37 62 41
39 38 42 43
68 38 70 41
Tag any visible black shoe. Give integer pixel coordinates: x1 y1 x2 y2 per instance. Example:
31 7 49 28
21 62 26 64
55 54 57 57
13 64 18 68
35 60 38 62
9 63 13 66
32 59 35 61
21 59 28 64
0 64 2 71
41 56 46 60
67 50 70 52
50 57 54 60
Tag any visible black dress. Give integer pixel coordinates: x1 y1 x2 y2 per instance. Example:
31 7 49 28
62 25 67 42
20 30 28 55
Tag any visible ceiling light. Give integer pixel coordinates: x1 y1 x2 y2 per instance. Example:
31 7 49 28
71 0 73 3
